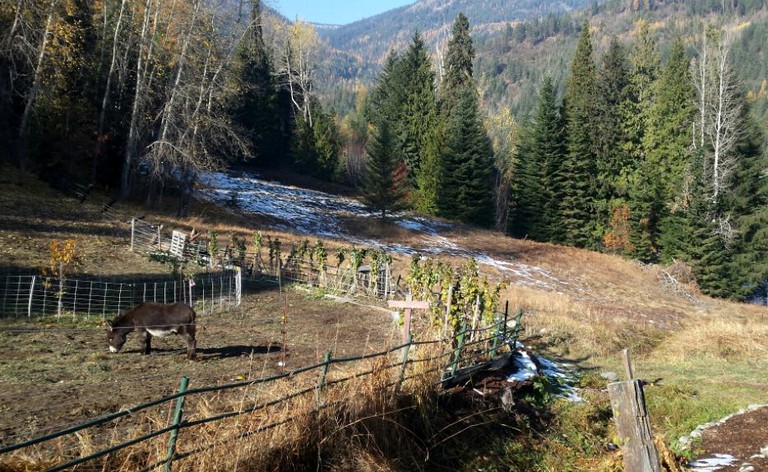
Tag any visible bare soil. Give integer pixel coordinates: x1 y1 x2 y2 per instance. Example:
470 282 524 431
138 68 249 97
693 406 768 471
0 282 399 447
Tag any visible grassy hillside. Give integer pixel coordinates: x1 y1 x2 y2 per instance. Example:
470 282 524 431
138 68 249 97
2 167 767 469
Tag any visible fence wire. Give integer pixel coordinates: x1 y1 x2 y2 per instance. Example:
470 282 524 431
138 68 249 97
0 312 524 472
0 270 241 319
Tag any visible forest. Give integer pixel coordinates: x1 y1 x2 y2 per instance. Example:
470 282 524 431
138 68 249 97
1 0 767 301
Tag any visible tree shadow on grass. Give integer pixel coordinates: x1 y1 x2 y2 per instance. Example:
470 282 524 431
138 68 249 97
197 344 283 359
122 344 283 359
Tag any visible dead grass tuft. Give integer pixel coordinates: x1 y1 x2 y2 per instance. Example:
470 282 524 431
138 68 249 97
657 318 768 360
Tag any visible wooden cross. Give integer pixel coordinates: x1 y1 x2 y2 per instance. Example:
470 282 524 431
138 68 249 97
388 294 430 343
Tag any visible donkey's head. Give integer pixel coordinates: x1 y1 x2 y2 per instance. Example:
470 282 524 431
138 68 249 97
106 321 128 353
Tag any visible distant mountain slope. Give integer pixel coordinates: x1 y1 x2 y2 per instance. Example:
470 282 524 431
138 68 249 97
319 0 591 75
316 0 768 125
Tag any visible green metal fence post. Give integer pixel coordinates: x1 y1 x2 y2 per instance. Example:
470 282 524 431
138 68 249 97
511 308 523 346
489 319 502 361
490 301 510 360
316 349 332 403
164 376 189 472
449 322 468 378
397 334 413 392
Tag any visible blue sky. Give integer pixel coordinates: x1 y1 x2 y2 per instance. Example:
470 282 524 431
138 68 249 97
271 0 414 25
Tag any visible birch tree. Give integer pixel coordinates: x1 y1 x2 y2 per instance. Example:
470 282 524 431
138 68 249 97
16 0 58 174
275 20 318 127
692 25 742 202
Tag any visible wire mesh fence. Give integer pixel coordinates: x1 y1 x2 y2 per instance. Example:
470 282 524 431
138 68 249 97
0 311 524 471
0 269 241 319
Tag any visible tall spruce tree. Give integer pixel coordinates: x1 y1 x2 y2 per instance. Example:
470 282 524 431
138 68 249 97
231 0 281 165
435 14 494 227
400 32 438 181
439 86 495 227
363 120 406 219
561 22 599 248
624 21 662 260
510 76 566 242
441 13 475 107
647 39 696 262
729 105 768 300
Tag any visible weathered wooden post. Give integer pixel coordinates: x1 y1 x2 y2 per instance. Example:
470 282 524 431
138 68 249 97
608 350 661 472
387 295 430 344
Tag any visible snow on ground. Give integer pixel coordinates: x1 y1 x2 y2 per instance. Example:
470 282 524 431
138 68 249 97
198 171 572 291
687 454 738 471
507 342 583 402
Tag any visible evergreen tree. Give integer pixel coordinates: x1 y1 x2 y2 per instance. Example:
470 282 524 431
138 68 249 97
594 37 633 252
442 13 475 104
439 86 494 227
510 76 565 242
367 51 406 129
400 32 438 179
231 0 281 165
363 120 406 219
721 100 768 300
647 39 696 262
561 22 599 248
624 21 662 260
292 99 342 181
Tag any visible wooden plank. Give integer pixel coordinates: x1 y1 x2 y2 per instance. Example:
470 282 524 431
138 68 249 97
169 231 188 258
608 380 661 472
387 300 430 309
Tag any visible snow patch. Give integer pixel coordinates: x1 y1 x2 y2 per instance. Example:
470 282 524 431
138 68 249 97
688 454 738 471
507 343 582 402
199 171 574 292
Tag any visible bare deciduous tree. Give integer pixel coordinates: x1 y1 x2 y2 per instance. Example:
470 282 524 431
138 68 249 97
691 25 742 202
274 20 318 127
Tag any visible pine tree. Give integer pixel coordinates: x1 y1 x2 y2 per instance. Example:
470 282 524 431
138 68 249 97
510 76 565 242
439 86 494 227
647 39 696 262
363 120 406 219
624 21 661 260
594 38 631 221
561 22 599 248
231 0 281 165
400 32 438 179
442 13 475 105
721 100 768 300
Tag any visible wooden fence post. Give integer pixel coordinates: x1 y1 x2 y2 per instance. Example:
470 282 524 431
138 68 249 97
387 297 430 344
164 376 189 472
608 377 661 472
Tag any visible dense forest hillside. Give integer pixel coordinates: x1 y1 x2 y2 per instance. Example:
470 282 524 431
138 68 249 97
318 0 768 124
319 0 590 81
319 0 589 74
476 0 768 119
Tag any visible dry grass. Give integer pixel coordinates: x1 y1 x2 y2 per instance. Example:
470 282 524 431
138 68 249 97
4 166 768 470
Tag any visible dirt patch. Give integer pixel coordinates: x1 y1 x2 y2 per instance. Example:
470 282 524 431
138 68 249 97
692 406 768 471
0 282 400 448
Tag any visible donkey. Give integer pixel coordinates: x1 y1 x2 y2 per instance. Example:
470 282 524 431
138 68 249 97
107 302 196 359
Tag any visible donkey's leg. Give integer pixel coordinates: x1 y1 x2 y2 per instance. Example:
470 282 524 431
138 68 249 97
139 329 152 355
183 324 196 360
